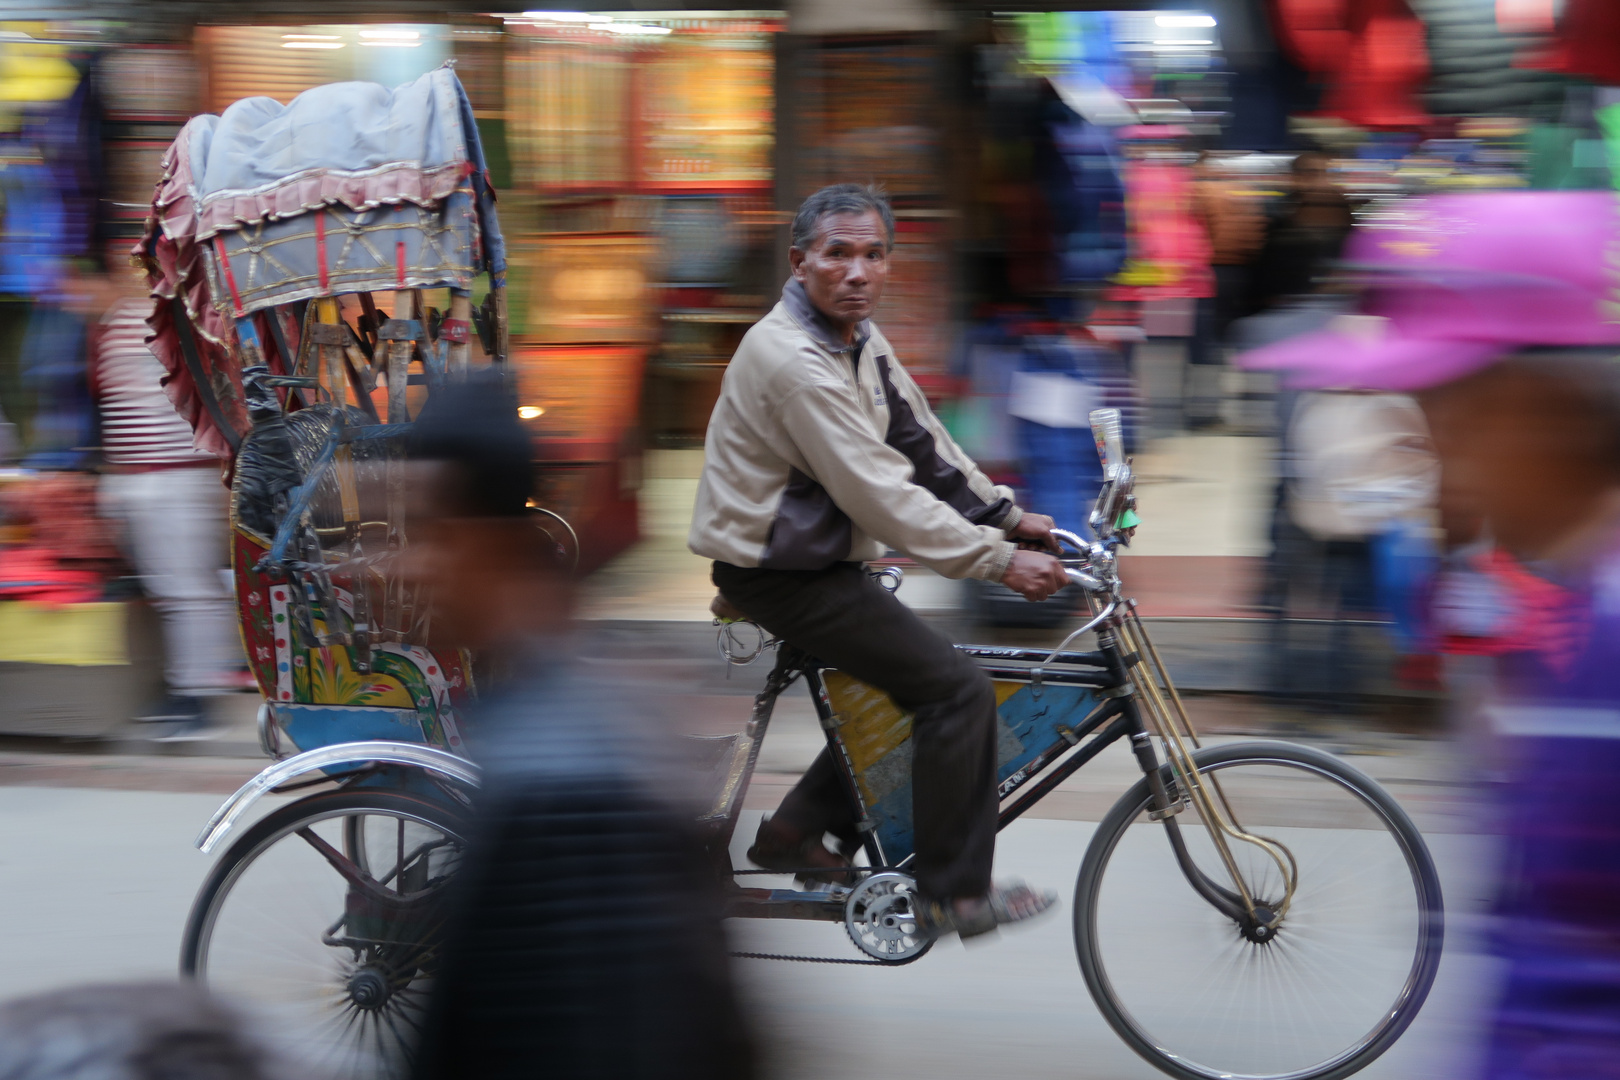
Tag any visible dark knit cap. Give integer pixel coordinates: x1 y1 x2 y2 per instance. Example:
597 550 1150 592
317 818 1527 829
406 369 533 517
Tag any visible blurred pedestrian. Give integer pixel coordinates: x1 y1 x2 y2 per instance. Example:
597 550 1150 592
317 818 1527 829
404 372 755 1080
0 980 287 1080
1240 190 1620 1080
84 267 236 739
1250 150 1353 314
1187 150 1265 428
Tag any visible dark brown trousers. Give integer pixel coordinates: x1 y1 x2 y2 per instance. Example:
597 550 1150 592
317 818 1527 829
713 560 999 900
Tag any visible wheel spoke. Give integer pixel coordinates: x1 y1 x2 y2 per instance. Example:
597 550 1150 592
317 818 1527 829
185 793 466 1078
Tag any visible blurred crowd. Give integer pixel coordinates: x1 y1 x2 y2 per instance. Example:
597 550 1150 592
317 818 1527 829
0 5 1605 715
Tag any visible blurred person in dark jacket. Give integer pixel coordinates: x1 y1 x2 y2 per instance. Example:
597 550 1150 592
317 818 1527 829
1191 151 1264 342
1188 150 1267 427
1251 151 1354 313
405 373 754 1080
0 980 287 1080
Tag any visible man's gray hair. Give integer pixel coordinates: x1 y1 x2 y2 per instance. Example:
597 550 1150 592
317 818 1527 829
790 184 895 252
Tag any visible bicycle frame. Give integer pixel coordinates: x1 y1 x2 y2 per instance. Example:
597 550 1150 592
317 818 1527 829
712 628 1213 921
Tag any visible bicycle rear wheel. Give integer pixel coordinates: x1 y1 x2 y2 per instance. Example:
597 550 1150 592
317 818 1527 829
181 789 467 1079
1074 740 1443 1080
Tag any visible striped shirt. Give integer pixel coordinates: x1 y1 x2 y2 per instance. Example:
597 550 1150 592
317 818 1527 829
94 299 214 468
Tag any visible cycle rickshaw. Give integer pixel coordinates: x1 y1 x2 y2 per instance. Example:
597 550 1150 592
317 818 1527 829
149 67 1441 1080
137 65 511 1075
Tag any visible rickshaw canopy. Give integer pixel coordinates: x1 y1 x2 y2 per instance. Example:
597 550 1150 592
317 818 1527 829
137 64 505 459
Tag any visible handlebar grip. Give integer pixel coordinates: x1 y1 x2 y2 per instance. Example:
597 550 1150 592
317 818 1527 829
1066 567 1104 592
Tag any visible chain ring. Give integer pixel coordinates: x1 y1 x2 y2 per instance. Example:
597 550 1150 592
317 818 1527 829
843 872 934 964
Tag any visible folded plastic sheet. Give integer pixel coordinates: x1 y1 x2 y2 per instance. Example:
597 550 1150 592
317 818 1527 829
190 70 469 236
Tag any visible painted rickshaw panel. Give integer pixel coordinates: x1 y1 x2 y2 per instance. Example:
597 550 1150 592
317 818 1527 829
232 526 472 755
822 670 1104 863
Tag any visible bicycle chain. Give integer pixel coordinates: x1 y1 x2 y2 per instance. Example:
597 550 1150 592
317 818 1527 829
730 950 890 966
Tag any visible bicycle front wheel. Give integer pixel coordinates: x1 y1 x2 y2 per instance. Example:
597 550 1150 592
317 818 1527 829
181 789 468 1079
1075 740 1443 1080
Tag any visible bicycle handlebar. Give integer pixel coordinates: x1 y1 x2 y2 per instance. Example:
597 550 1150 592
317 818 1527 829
1066 566 1106 592
1050 527 1089 555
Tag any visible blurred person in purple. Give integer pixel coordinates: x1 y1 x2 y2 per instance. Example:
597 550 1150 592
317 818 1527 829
1242 190 1620 1079
403 372 755 1080
76 267 237 739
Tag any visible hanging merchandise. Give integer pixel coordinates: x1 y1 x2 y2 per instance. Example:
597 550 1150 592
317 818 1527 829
0 153 63 297
1021 10 1132 97
27 72 100 265
1046 105 1128 284
1015 12 1130 285
1269 0 1433 130
1203 0 1318 151
0 29 79 106
1410 0 1567 120
1108 156 1214 304
20 300 92 471
1523 0 1620 87
0 34 97 293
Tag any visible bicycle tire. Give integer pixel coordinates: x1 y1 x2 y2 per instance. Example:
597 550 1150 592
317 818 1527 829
181 788 468 1077
1074 740 1444 1080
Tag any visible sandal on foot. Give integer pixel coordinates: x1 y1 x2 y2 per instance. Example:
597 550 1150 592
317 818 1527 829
921 881 1059 940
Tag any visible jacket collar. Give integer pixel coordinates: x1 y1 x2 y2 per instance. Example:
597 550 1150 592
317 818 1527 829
782 277 870 356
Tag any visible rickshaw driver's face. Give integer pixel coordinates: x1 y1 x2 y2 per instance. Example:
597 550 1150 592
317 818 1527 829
790 211 890 344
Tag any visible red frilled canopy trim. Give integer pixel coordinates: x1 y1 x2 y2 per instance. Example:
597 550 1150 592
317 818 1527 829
136 117 246 463
192 159 473 242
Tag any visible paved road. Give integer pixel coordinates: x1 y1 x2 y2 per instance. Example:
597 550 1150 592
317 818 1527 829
0 723 1496 1080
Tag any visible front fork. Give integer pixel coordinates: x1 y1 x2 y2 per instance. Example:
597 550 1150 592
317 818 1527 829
1105 613 1297 931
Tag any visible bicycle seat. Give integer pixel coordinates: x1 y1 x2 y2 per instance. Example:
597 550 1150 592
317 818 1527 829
710 593 748 622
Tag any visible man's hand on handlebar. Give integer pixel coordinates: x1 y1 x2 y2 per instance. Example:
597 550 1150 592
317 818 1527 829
1009 512 1060 554
1002 550 1070 602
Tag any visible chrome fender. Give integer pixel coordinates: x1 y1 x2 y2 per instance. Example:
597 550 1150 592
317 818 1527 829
194 740 481 854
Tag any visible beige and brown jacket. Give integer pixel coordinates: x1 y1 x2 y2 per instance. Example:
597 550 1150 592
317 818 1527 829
689 280 1021 582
